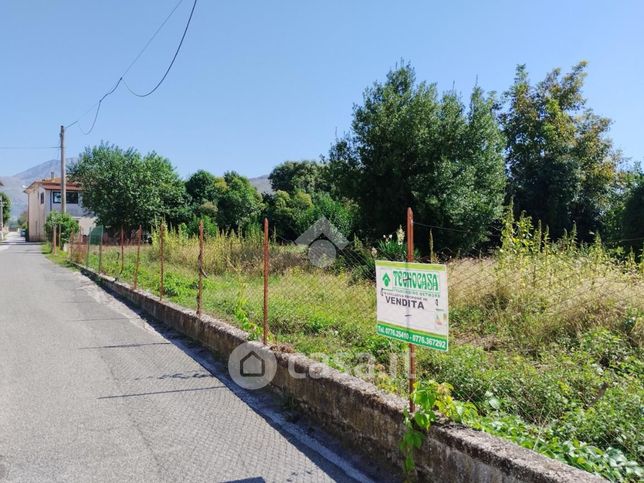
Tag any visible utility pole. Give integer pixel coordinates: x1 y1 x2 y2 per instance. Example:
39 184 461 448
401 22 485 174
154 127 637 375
60 125 66 214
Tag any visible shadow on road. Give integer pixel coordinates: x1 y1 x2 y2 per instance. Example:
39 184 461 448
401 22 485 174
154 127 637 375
98 386 225 399
81 276 391 483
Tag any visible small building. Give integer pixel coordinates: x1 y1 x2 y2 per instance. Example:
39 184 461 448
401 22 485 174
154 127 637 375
23 177 95 242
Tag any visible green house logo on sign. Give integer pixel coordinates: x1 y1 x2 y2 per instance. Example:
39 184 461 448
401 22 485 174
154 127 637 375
382 273 390 287
375 260 449 351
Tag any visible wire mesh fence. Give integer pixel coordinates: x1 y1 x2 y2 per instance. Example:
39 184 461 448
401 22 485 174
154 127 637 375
64 212 644 480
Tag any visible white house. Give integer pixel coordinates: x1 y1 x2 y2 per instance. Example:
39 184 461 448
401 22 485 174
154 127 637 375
23 177 95 242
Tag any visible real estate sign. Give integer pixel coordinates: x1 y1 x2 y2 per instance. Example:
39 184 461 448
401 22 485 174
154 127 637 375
375 260 448 351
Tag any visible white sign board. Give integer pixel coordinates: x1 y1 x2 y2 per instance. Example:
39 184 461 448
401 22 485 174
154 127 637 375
375 260 448 351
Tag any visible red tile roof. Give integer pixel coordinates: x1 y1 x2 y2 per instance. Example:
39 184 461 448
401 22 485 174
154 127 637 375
25 177 83 192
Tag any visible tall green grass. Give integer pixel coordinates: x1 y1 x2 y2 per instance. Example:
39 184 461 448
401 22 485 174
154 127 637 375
68 217 643 480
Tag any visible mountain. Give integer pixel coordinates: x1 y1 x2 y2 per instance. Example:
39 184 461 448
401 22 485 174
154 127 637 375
13 159 65 186
0 159 76 221
249 175 272 194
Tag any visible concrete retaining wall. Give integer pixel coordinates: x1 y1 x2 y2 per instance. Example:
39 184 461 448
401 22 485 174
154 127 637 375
79 267 603 483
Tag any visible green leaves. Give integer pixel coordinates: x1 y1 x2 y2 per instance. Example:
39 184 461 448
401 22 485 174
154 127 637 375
502 62 620 242
45 212 79 245
269 160 326 194
400 380 455 476
328 62 506 252
215 172 263 231
0 191 10 224
69 143 188 230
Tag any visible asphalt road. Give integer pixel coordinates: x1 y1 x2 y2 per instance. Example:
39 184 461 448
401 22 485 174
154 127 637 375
0 235 376 483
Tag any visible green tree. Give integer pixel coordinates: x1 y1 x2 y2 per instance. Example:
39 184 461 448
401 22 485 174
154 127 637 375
69 143 189 230
45 212 79 245
602 164 642 243
264 189 314 239
0 191 10 225
18 210 27 229
621 174 644 254
185 170 219 205
327 62 506 250
269 160 325 193
214 171 263 230
186 214 218 239
297 192 358 239
501 62 620 240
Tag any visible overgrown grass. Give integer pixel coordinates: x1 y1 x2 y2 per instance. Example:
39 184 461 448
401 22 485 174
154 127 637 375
66 217 643 481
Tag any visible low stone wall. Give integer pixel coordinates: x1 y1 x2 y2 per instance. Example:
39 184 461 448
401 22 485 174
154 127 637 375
79 266 603 483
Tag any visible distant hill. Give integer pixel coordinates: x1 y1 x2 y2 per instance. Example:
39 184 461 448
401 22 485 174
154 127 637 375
0 159 76 221
249 175 272 194
1 159 271 221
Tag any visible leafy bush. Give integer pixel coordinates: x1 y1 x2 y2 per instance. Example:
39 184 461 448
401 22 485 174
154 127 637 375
162 272 193 298
404 381 643 482
185 215 218 239
45 212 79 245
620 176 644 256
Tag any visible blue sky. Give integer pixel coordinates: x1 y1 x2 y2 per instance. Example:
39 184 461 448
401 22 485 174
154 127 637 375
0 0 642 178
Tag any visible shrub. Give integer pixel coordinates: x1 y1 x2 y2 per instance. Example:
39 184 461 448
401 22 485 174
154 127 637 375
45 212 79 245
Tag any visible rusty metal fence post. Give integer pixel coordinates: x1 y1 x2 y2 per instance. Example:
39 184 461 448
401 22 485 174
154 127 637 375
196 220 204 315
67 230 72 260
159 223 165 300
406 207 416 413
263 218 269 345
77 231 82 262
429 228 435 263
120 226 125 274
98 230 103 274
85 229 90 267
134 225 142 289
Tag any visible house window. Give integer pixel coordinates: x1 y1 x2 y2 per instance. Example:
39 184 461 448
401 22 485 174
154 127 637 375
40 193 44 204
53 191 80 204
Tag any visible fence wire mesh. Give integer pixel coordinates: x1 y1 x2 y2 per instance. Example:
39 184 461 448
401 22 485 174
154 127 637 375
65 215 644 480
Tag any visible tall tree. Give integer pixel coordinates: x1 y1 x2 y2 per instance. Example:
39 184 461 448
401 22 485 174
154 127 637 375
621 174 644 254
269 160 325 193
214 171 263 230
264 189 314 239
501 62 620 240
327 63 506 250
185 170 219 205
0 191 10 225
69 143 189 230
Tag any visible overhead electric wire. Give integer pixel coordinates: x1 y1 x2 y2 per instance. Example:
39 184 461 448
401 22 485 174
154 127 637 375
123 0 197 97
412 220 472 234
121 0 186 77
65 0 197 134
69 77 124 135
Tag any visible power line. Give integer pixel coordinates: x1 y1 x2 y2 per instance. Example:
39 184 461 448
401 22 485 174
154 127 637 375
123 0 198 98
66 0 197 134
412 220 472 234
122 0 187 77
68 77 123 135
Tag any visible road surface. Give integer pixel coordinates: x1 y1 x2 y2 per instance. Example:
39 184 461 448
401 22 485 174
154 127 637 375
0 235 378 482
